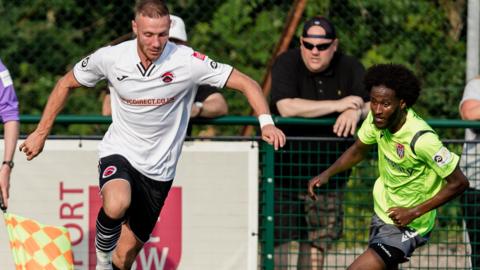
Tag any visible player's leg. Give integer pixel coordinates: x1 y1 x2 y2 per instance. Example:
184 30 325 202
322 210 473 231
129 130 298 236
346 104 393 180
355 215 429 270
97 179 131 249
96 155 133 270
112 224 143 269
347 248 389 270
113 173 173 269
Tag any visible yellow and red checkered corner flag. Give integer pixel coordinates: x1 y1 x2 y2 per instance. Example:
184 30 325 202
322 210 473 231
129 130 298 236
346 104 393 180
3 213 74 270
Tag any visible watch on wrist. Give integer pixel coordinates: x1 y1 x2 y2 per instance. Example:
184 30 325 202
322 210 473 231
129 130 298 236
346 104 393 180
2 160 13 169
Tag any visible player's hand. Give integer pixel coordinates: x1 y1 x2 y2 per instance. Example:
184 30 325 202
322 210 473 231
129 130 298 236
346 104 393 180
387 206 418 227
335 96 363 113
308 174 329 201
0 167 10 210
19 130 48 161
261 125 286 150
333 108 362 137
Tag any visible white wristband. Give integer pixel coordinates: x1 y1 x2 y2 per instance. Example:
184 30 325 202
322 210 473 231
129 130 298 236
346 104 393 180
258 114 274 129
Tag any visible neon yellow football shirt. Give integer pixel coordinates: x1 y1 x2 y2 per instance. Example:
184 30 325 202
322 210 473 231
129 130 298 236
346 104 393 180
357 108 459 235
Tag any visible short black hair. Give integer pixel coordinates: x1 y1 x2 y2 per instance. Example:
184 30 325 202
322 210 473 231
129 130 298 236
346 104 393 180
364 63 421 107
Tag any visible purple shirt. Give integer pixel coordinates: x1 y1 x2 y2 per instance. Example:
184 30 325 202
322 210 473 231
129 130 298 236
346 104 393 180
0 59 19 123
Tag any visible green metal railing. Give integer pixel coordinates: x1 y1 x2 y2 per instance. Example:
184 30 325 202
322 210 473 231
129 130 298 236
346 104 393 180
20 115 480 269
19 115 480 128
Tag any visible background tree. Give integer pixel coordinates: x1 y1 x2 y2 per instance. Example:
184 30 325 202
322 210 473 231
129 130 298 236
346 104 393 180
0 0 467 137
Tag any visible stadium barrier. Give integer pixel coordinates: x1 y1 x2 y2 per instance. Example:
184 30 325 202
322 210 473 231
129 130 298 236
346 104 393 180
7 115 480 269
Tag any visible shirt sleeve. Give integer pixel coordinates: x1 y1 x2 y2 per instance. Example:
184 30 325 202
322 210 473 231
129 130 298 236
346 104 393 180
190 51 233 89
357 111 377 145
0 68 19 123
73 47 109 87
415 132 459 178
461 79 480 103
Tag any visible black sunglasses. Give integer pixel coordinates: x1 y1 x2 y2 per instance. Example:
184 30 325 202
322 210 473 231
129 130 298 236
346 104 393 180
302 40 333 51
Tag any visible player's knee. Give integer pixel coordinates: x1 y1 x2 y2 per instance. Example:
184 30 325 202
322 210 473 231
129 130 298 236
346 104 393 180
102 191 130 219
101 180 131 218
103 199 129 219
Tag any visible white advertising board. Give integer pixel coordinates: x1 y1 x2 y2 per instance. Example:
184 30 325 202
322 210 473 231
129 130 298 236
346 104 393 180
0 139 258 270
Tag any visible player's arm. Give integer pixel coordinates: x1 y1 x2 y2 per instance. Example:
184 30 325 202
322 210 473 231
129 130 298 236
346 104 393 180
19 70 82 160
308 139 371 200
388 165 469 227
225 68 285 150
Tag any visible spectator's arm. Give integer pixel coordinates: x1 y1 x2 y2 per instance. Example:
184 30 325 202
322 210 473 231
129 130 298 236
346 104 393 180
191 93 228 118
102 93 111 116
276 95 364 118
361 101 370 119
460 99 480 120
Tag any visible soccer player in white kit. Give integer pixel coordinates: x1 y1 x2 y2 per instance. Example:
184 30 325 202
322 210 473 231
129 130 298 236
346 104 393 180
19 1 286 269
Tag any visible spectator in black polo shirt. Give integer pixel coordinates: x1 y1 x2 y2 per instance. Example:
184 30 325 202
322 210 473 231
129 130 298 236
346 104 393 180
269 16 369 269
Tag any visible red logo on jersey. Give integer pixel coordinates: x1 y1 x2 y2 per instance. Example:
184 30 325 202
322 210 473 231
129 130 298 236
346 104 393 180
192 51 206 60
161 72 174 83
102 165 117 178
396 144 405 159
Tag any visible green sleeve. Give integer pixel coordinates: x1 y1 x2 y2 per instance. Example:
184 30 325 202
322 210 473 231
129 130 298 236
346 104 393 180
415 132 459 178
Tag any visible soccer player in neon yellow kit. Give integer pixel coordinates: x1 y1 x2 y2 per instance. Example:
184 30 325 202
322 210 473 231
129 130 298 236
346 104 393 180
308 63 469 270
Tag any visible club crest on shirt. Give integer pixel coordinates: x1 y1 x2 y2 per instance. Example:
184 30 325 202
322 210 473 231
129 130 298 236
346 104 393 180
396 143 405 159
161 71 174 83
102 165 117 178
192 51 206 60
432 146 452 167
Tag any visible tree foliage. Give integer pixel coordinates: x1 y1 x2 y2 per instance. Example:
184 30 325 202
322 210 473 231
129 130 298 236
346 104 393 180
0 0 467 136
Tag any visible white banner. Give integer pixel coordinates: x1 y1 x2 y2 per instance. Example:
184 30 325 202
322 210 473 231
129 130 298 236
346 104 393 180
0 140 258 270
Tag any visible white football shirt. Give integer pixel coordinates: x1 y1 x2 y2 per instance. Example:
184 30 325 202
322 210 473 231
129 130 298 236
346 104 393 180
73 40 233 181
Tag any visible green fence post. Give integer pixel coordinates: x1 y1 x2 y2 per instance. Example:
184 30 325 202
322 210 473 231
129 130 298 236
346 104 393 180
261 142 275 270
